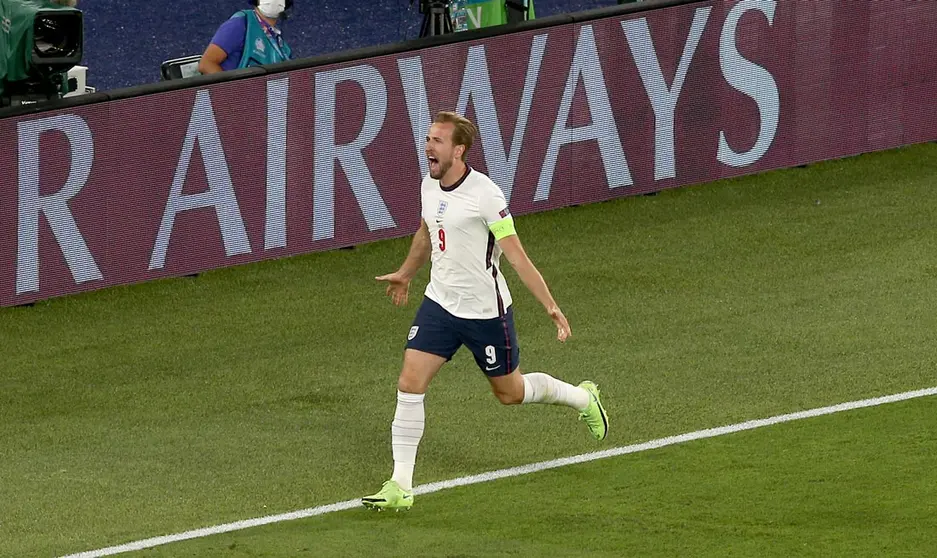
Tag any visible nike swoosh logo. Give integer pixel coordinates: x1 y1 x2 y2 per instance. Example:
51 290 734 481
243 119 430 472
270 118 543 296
485 366 500 371
592 393 609 435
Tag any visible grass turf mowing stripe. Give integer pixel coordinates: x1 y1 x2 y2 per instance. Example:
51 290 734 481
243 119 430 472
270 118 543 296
60 385 937 558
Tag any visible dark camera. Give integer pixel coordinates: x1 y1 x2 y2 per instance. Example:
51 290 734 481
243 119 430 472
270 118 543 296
32 10 84 67
1 0 84 107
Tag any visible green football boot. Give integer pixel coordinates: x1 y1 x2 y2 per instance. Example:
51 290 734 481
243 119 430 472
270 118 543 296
362 480 414 512
578 381 608 441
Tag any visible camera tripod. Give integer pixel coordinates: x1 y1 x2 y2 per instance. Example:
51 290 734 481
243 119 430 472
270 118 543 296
419 0 453 38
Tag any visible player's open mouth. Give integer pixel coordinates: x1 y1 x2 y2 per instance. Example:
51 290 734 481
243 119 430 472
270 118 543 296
427 155 439 172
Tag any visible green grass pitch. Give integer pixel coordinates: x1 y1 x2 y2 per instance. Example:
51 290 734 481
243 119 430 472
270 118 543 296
1 143 936 557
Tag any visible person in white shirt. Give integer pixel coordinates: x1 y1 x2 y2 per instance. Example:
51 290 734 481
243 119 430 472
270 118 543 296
362 112 609 511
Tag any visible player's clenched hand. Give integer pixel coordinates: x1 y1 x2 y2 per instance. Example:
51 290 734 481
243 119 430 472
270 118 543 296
375 272 411 306
548 306 571 342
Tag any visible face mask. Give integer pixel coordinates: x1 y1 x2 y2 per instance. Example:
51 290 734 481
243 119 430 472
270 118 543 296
257 0 285 19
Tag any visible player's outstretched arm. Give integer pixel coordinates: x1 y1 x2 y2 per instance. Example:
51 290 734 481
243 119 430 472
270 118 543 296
498 234 571 342
376 220 431 306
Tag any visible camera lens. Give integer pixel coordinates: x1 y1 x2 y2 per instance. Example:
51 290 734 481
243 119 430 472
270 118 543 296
33 14 81 59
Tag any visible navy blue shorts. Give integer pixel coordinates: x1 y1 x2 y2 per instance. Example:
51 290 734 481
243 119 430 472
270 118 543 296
406 297 520 377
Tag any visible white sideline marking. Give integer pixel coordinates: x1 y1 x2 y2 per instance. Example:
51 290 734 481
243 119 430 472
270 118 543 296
61 386 937 558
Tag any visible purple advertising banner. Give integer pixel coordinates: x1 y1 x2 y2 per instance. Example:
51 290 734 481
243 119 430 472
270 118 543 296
2 0 936 307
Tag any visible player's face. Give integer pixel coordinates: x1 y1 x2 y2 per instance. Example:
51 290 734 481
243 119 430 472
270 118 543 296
425 123 462 180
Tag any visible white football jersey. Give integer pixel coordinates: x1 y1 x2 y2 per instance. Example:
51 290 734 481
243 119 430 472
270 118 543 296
421 167 513 319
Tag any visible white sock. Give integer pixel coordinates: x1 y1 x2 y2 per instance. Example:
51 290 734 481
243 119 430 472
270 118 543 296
390 390 425 491
522 372 590 411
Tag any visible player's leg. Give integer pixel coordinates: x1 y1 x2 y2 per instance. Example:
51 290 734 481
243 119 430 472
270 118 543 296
489 365 609 441
363 298 459 511
388 348 446 495
487 365 582 407
466 307 609 440
397 348 446 394
463 306 584 407
487 365 525 405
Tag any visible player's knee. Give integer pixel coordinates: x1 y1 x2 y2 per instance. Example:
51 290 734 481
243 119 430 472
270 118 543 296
493 387 524 405
397 375 423 394
397 365 428 394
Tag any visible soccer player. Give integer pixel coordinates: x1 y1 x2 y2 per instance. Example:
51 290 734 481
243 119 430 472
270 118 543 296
362 112 608 512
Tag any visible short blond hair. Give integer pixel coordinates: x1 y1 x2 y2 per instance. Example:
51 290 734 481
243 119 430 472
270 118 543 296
434 111 477 161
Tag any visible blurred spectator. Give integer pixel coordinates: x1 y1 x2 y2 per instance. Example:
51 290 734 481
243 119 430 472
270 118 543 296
198 0 293 75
